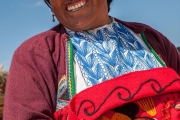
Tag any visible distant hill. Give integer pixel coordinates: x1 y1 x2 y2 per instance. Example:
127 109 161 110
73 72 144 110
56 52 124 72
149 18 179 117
177 47 180 52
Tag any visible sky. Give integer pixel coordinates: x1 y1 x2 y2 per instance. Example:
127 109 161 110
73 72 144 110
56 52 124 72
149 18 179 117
0 0 180 71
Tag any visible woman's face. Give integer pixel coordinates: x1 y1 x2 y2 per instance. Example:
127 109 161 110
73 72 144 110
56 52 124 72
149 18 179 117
50 0 110 31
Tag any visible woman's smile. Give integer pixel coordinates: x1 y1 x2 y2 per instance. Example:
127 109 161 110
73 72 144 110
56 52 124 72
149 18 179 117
66 0 88 12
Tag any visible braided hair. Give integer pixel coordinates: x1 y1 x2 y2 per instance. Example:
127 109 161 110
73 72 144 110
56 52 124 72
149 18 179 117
44 0 113 12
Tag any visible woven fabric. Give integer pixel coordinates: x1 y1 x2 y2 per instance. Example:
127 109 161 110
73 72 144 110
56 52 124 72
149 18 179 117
65 68 180 120
66 18 162 87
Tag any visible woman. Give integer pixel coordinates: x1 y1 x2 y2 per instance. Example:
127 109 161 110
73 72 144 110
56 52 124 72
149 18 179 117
3 0 180 120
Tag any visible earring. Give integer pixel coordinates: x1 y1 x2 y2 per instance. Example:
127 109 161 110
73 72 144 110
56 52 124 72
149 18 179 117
52 14 55 22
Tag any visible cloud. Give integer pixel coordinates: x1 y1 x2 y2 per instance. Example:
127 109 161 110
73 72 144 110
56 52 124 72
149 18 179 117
21 1 45 7
34 1 45 7
21 3 28 7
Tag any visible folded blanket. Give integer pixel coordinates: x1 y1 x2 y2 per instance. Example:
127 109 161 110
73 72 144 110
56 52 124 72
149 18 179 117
54 68 180 120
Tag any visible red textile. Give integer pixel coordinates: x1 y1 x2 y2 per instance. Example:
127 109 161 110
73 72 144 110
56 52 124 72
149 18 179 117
55 68 180 120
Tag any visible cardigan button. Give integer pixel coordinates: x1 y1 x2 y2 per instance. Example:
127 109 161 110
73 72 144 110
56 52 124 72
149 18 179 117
175 104 180 110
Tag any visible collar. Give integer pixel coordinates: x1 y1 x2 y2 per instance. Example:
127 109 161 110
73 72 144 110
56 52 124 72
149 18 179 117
51 17 146 35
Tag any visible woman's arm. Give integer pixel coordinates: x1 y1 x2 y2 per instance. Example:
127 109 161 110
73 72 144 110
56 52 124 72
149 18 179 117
3 35 58 119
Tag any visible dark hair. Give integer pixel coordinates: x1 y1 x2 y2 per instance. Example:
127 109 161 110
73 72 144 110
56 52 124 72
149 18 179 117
44 0 113 12
107 0 113 12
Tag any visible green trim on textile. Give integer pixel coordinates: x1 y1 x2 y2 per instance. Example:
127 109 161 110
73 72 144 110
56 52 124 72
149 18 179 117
140 32 166 67
67 38 76 98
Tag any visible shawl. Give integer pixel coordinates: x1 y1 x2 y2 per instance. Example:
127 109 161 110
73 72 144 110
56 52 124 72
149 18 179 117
54 67 180 120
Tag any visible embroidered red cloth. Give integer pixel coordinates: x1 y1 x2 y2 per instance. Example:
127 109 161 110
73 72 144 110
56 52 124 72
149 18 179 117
54 68 180 120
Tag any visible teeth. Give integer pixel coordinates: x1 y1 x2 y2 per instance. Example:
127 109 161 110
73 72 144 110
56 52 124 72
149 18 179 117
78 4 81 7
75 5 78 9
67 2 86 12
81 2 84 6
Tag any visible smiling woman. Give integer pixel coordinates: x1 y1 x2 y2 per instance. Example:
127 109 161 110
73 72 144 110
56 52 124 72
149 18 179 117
3 0 180 120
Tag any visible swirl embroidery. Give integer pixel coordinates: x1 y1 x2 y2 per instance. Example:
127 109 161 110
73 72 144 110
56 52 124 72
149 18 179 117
76 78 180 116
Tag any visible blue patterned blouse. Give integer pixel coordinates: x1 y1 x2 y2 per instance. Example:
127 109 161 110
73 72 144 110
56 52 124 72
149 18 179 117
66 18 162 88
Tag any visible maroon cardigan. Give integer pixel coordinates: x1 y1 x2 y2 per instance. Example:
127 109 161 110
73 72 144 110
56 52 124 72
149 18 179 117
3 18 180 119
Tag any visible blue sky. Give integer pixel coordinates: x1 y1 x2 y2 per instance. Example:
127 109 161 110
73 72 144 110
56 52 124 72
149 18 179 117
0 0 180 70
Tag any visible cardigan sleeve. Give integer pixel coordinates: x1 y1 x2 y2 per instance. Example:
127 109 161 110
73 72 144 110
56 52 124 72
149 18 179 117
144 27 180 76
162 36 180 75
3 34 58 120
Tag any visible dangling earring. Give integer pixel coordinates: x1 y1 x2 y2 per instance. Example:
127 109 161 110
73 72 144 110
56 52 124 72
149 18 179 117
52 14 55 22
